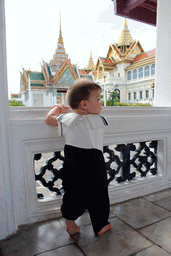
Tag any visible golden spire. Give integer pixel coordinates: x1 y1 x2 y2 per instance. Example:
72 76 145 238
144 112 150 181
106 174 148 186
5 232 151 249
117 17 133 46
124 17 127 27
50 0 68 73
58 1 63 44
86 50 95 71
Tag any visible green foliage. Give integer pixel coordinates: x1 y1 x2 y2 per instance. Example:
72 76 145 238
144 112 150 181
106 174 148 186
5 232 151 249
9 99 25 106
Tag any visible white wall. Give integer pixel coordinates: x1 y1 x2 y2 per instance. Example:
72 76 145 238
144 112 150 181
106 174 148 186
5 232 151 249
0 0 17 240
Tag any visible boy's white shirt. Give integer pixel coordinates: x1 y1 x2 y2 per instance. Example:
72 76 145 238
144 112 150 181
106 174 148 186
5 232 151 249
57 113 108 152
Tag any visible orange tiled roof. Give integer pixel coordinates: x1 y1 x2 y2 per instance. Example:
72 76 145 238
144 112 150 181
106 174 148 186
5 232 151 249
133 49 155 62
11 94 21 98
99 58 115 68
79 69 86 75
100 58 113 64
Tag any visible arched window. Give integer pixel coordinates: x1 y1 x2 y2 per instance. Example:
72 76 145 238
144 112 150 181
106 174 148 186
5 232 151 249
146 90 149 98
151 63 155 75
133 69 137 80
128 93 131 100
127 71 131 81
145 65 150 77
138 67 143 78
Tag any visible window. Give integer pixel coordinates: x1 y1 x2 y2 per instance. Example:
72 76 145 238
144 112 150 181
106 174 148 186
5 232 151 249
128 93 131 100
145 66 150 77
152 89 154 98
134 92 136 100
133 69 137 80
118 73 120 77
138 67 143 78
127 71 131 81
146 90 149 98
140 91 143 99
151 63 155 75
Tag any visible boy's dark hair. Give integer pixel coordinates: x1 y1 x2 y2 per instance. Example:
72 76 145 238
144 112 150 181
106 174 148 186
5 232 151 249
67 78 102 110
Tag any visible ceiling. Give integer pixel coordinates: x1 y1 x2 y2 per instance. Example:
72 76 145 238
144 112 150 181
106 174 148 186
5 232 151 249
113 0 157 26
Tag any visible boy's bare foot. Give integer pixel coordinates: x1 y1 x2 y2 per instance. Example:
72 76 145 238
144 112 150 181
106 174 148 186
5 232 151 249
97 224 112 236
66 220 80 235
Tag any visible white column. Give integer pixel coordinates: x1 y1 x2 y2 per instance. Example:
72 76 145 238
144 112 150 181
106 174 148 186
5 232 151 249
154 0 171 106
104 77 106 107
28 70 32 106
53 90 57 105
0 0 17 239
62 92 67 105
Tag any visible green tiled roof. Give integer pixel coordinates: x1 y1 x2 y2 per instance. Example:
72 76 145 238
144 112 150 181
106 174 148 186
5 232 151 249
11 95 19 98
27 72 45 81
80 75 93 81
31 83 45 87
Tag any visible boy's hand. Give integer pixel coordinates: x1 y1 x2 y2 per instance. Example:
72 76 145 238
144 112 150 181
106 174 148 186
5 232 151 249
54 105 70 114
45 105 70 126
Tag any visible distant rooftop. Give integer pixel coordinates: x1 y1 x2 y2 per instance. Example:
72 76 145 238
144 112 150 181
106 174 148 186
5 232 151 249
133 49 155 62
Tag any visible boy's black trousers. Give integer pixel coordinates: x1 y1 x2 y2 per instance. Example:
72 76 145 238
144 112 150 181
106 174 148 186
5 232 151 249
61 145 110 236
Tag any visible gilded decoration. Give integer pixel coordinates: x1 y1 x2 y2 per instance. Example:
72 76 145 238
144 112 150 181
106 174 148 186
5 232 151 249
104 20 144 64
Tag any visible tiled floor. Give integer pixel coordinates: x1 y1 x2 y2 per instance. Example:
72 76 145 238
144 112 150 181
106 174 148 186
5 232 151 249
2 189 171 256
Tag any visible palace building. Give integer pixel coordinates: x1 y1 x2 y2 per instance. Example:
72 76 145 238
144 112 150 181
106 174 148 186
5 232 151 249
92 18 155 105
19 20 93 107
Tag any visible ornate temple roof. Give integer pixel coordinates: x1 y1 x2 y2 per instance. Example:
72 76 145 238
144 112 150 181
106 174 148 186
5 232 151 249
105 18 144 63
49 19 68 74
93 17 145 80
117 18 134 46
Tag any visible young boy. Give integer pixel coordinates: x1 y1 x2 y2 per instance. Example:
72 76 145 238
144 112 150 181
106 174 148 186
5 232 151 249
45 78 111 236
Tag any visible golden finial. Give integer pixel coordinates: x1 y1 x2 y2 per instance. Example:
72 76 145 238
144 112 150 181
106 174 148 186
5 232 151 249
27 67 31 78
124 17 127 27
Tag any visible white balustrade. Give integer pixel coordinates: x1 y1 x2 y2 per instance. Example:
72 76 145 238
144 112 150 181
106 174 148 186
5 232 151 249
9 106 171 227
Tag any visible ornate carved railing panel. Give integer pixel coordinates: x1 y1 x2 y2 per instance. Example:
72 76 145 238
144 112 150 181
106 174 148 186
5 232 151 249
34 140 158 200
34 151 64 199
104 141 157 184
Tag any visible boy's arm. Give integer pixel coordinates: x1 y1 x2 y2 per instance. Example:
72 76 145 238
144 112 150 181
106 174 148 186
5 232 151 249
45 105 69 126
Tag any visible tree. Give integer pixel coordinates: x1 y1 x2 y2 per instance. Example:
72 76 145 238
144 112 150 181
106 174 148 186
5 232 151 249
9 99 25 106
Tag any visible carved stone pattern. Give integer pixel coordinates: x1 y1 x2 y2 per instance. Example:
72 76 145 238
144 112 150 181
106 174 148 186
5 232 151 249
34 141 158 199
104 141 157 184
34 152 64 199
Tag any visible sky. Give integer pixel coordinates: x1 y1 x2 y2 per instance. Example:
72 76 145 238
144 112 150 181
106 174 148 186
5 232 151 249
4 0 156 96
